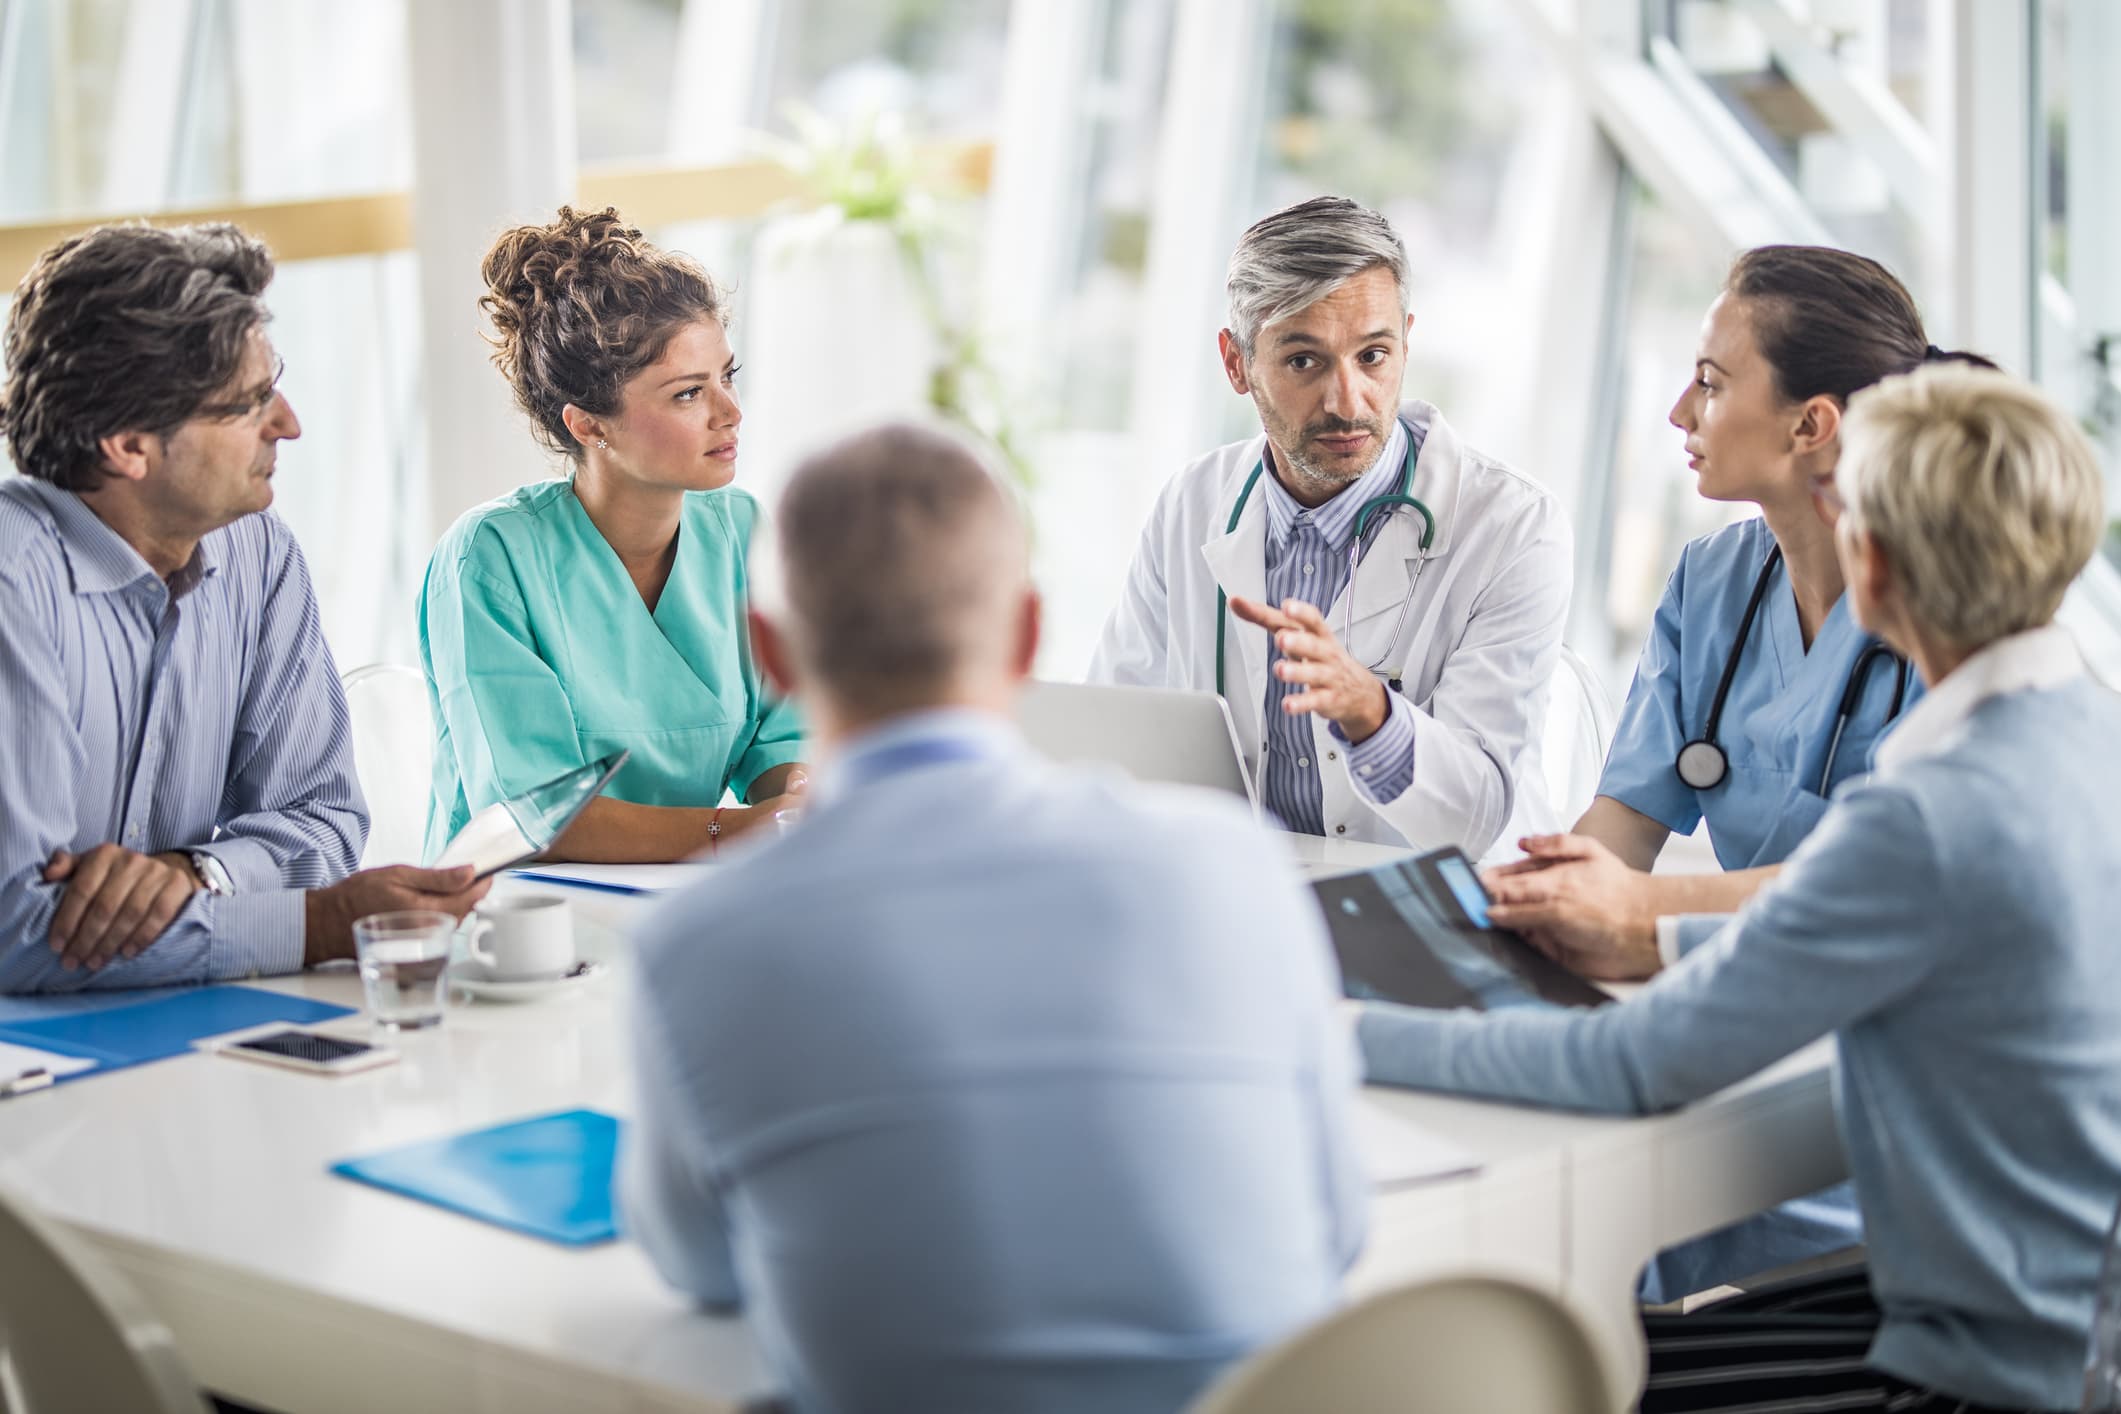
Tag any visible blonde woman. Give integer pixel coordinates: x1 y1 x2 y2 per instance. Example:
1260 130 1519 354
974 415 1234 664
1362 366 2121 1414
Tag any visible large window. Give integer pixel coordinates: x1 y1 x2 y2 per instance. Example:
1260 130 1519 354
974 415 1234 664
1645 0 1941 309
1235 0 1556 455
994 0 1564 671
1592 189 1741 685
2031 0 2121 564
5 0 2117 685
0 0 422 663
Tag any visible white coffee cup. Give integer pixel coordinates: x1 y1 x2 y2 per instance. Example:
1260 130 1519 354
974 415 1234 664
465 894 575 981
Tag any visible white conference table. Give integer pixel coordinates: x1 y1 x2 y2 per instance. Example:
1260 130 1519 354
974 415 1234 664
0 840 1845 1414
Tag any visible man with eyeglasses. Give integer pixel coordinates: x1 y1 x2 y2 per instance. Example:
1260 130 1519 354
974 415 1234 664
0 222 488 993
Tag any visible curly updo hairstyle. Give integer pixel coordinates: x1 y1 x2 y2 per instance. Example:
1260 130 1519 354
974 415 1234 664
480 206 728 458
2 222 274 492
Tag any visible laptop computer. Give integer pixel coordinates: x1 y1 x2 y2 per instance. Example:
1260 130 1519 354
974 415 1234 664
1013 680 1258 816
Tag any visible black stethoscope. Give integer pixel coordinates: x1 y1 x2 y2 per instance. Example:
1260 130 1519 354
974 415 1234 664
1673 545 1911 794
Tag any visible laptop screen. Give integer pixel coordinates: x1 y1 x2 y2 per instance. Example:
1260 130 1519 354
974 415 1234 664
1311 847 1610 1012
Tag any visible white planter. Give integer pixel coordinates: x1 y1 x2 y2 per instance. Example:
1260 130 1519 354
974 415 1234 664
735 211 939 511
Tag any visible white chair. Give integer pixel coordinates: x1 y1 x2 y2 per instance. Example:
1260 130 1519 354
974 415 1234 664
1541 643 1618 829
1187 1273 1617 1414
0 1183 210 1414
341 663 435 868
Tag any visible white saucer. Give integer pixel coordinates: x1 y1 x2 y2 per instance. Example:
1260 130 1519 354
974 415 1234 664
451 959 606 1004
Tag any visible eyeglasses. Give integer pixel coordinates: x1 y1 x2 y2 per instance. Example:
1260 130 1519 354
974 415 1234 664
193 358 287 423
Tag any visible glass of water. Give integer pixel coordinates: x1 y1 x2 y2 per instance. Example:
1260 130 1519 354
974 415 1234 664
353 910 454 1030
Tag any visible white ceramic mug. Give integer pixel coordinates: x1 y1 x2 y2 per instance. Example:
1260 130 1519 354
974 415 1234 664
465 894 575 981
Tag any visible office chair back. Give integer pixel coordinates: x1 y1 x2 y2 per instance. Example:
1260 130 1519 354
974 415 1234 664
342 663 436 867
1187 1272 1617 1414
2086 1194 2121 1413
1543 644 1618 828
0 1184 210 1414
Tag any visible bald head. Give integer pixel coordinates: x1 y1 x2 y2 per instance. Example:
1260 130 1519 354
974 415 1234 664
754 422 1034 724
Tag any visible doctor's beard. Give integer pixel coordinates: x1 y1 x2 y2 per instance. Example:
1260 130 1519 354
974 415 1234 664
1259 404 1390 500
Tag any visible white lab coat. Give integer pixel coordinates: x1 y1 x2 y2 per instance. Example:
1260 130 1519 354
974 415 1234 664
1089 399 1570 858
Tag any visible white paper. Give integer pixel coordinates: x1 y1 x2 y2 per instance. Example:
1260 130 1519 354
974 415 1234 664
0 1041 98 1084
506 862 713 895
1356 1102 1481 1188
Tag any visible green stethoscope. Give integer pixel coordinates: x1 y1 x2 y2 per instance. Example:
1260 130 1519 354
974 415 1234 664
1213 424 1437 699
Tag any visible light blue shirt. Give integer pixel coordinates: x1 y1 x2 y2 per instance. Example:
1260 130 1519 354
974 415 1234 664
1257 419 1420 833
1359 646 2121 1412
0 479 367 993
1599 517 1920 1296
1600 516 1920 869
621 710 1366 1414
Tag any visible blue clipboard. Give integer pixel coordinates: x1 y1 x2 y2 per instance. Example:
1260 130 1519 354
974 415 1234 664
0 984 354 1077
329 1109 622 1247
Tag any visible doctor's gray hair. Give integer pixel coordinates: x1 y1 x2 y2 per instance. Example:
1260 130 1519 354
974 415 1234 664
759 421 1029 713
1225 196 1410 359
1838 365 2104 650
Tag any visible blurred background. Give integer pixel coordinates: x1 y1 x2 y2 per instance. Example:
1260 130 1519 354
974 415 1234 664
2 0 2117 697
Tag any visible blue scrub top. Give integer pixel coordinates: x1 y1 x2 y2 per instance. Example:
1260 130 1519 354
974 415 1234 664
1598 516 1921 871
1601 515 1922 1299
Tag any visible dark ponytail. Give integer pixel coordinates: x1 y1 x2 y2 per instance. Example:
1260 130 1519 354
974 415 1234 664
1725 246 1994 406
1925 341 1997 370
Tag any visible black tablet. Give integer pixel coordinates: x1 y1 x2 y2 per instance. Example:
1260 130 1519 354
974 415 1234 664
1311 846 1610 1011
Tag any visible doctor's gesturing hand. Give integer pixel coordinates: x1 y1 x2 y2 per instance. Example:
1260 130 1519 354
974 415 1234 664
1230 595 1390 744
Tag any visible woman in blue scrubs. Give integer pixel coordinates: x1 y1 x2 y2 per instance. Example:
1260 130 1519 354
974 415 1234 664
419 208 807 863
1484 245 1992 1298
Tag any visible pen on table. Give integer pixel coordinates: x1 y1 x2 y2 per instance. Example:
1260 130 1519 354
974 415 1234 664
0 1067 53 1098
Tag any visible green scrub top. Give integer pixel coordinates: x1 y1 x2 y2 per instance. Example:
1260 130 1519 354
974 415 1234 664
418 478 804 861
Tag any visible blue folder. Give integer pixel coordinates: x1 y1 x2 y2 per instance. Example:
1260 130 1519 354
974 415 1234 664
0 984 353 1075
329 1109 622 1247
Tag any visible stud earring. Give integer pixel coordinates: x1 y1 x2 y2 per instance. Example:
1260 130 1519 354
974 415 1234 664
596 438 608 448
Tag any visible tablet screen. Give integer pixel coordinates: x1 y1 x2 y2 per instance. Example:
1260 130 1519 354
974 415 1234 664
1312 847 1609 1012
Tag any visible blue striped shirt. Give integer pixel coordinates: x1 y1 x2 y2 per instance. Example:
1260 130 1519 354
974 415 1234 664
1258 419 1421 834
0 478 366 993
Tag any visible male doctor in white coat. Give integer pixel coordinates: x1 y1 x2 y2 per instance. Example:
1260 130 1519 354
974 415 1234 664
1090 196 1570 858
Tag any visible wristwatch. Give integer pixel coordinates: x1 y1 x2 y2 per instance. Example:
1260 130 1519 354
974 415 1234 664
187 851 234 897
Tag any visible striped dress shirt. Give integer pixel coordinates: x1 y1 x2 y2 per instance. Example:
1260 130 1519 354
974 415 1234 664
1257 418 1421 835
0 478 366 993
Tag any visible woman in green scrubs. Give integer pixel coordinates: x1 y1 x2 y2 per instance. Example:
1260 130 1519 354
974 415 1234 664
419 206 806 863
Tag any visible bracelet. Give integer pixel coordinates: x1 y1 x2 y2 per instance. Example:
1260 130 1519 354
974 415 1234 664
708 807 725 857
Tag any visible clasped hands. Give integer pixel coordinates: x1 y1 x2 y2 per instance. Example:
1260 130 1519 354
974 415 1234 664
1229 596 1389 743
41 845 200 974
1481 835 1662 981
44 843 490 975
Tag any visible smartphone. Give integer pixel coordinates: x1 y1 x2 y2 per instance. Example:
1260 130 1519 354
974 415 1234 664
201 1025 399 1076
